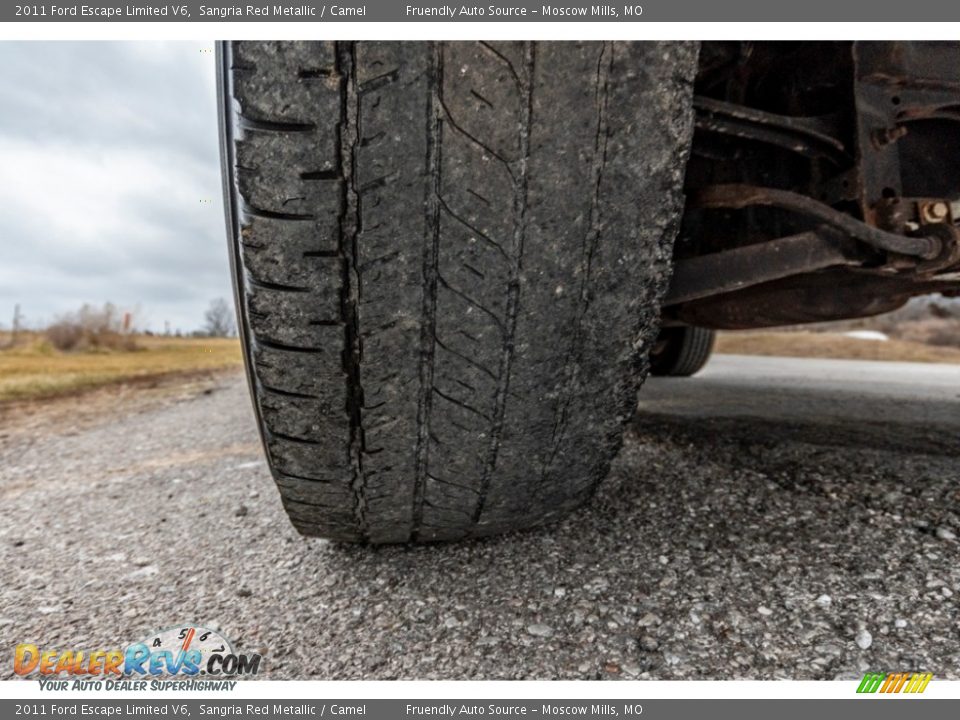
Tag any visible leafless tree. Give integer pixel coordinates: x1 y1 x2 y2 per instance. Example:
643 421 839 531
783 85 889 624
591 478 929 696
203 298 237 337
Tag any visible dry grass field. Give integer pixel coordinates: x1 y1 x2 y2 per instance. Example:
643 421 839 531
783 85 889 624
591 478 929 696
716 331 960 364
2 327 958 406
0 333 242 403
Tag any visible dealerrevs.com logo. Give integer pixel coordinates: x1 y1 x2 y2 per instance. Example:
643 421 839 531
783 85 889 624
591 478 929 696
14 625 261 690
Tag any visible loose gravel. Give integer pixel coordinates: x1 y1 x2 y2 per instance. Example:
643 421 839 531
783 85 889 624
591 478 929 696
1 367 957 680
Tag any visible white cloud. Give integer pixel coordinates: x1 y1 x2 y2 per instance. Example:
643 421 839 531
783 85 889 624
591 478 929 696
0 42 231 333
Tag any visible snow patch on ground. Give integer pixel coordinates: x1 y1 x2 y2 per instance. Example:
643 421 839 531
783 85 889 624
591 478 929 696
843 330 889 342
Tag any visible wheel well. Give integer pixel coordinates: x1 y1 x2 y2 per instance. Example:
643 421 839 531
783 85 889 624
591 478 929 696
665 41 960 331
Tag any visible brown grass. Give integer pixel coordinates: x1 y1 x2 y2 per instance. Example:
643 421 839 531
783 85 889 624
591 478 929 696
5 325 956 405
0 333 243 403
716 331 960 364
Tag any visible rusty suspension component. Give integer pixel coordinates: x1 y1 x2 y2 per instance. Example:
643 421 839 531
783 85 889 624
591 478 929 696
689 184 942 260
664 229 859 306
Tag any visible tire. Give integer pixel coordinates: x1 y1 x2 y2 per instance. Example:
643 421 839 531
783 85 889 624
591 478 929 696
219 41 697 543
649 326 716 377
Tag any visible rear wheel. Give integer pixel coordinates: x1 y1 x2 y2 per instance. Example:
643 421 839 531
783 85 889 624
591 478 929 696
650 326 716 377
219 41 697 542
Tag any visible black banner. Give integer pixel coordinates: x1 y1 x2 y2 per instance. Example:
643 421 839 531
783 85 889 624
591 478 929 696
7 0 960 22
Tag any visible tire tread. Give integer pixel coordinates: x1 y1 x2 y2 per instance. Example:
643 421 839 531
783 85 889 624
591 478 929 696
223 41 698 542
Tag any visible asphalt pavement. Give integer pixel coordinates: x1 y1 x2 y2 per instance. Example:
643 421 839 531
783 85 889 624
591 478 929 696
1 355 958 680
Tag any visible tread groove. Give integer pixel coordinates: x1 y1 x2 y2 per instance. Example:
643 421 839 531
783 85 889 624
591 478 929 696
478 42 522 89
437 196 510 260
438 94 512 166
244 275 312 293
260 384 320 400
471 41 536 527
358 68 400 94
410 42 444 542
298 68 333 79
337 41 369 541
437 274 505 331
241 202 314 222
253 337 334 353
238 116 316 133
276 471 335 485
433 335 498 380
432 387 491 421
266 429 324 446
300 169 341 180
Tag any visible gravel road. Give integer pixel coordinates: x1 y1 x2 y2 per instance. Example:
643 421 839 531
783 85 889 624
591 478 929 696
1 355 958 680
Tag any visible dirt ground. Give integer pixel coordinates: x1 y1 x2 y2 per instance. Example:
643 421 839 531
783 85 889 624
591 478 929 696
2 358 957 680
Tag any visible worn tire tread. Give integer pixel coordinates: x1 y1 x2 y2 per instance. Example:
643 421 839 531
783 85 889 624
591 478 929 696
221 41 697 543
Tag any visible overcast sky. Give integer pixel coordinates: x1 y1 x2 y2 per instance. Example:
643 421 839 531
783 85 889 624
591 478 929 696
0 42 231 333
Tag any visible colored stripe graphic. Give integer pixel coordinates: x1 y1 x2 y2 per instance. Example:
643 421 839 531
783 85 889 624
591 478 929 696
858 672 932 694
904 673 933 693
857 673 885 693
